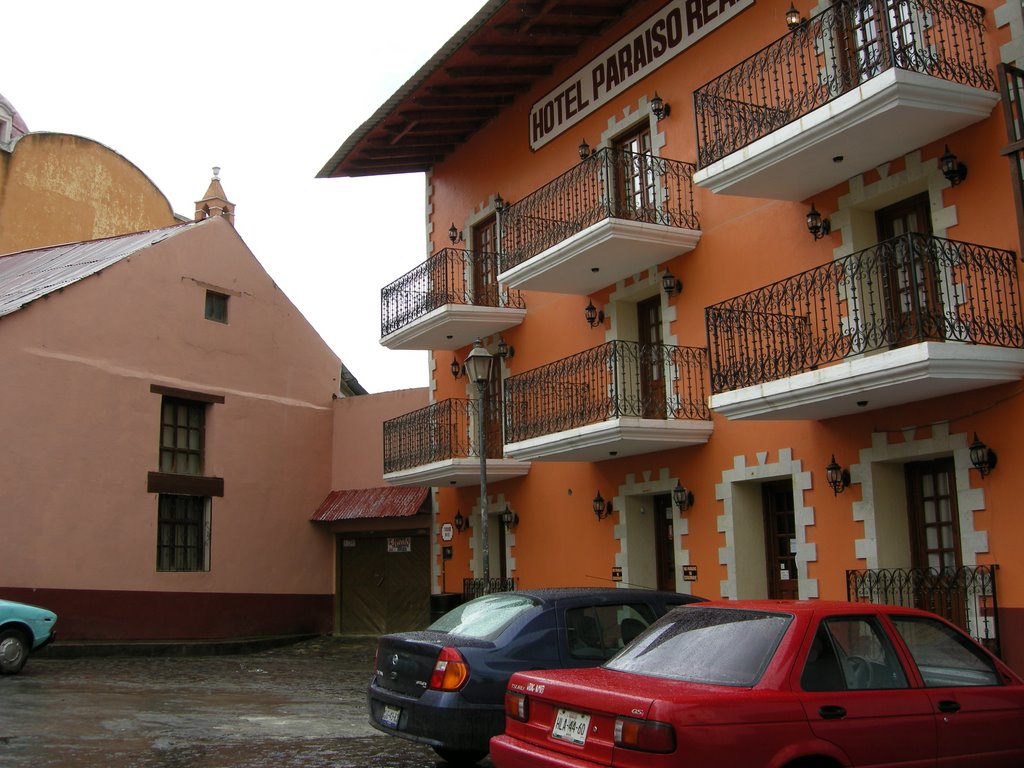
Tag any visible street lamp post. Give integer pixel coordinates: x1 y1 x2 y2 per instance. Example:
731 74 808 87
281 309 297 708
463 339 495 589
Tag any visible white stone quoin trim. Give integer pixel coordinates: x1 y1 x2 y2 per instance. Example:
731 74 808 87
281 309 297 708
612 467 694 594
715 449 817 600
852 424 988 571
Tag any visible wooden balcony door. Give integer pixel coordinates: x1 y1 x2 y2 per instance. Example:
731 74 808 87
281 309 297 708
614 125 657 222
763 481 799 600
905 459 966 627
637 296 666 419
842 1 922 82
472 216 499 306
876 193 942 346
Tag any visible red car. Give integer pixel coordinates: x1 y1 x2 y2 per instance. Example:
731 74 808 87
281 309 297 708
491 600 1024 767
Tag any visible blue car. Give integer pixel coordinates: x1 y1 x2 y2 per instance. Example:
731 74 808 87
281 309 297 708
0 599 58 674
367 587 703 766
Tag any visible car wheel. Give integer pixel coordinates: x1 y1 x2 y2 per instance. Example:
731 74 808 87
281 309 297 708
0 629 30 674
431 747 488 766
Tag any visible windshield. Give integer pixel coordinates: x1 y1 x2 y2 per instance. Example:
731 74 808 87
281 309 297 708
606 607 791 686
427 593 540 640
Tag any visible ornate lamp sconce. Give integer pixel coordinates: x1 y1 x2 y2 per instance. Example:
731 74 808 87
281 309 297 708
826 454 851 496
672 480 694 513
807 203 831 240
969 433 996 477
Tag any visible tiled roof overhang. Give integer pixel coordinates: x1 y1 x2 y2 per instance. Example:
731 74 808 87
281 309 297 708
311 486 430 522
317 0 647 178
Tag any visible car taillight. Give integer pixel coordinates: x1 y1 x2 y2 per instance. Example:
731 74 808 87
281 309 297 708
428 646 470 691
504 691 529 722
614 716 675 753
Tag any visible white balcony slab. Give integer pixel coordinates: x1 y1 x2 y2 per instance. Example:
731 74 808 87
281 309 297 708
380 304 527 351
384 457 531 487
504 417 713 462
693 69 998 201
498 218 700 295
710 342 1024 421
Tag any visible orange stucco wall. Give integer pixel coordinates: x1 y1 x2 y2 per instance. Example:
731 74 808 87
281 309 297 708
413 0 1024 669
0 132 178 254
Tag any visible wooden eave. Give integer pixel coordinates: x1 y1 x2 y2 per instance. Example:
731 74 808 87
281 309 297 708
318 0 650 179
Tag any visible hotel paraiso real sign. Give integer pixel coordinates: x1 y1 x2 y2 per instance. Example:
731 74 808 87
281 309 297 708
529 0 755 150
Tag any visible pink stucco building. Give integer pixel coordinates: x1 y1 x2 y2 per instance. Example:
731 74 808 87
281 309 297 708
0 96 429 640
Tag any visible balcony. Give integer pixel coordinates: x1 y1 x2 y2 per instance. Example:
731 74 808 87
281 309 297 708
706 234 1024 420
380 247 525 351
503 341 712 462
383 398 530 487
498 148 700 295
693 0 998 200
847 565 1000 656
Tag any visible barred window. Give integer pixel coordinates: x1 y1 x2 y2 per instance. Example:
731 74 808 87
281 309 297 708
157 494 210 572
160 397 205 475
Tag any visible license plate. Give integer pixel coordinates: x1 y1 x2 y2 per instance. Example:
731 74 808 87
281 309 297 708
381 704 401 728
552 708 591 745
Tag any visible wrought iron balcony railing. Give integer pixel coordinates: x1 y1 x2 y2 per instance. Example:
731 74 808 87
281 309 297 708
380 248 525 339
847 565 1000 657
695 0 994 169
706 234 1023 394
498 148 699 274
463 577 517 599
503 340 710 444
383 397 505 474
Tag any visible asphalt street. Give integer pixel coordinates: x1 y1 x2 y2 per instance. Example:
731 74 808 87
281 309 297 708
0 636 494 768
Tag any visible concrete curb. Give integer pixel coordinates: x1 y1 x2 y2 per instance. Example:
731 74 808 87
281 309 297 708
36 633 320 659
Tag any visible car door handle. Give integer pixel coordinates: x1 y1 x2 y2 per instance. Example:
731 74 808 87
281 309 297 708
938 700 961 713
819 706 847 720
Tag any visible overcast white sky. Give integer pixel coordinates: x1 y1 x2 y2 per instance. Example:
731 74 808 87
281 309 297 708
3 1 486 394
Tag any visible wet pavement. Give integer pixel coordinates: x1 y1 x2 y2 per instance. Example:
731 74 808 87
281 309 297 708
0 636 495 768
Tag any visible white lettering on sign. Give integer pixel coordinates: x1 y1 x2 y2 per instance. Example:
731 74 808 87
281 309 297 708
529 0 755 150
387 537 411 553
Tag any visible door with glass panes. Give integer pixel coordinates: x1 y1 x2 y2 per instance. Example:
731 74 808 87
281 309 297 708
763 481 799 600
637 295 666 419
472 216 499 306
614 126 657 222
906 459 965 627
876 193 942 346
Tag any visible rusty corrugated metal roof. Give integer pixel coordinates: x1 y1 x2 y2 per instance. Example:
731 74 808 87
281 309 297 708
0 223 195 318
311 486 430 522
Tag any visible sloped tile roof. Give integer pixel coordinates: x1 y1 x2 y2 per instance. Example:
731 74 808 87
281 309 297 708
0 223 195 318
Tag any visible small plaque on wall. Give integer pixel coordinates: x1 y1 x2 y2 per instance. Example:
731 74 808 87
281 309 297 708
682 565 698 582
611 566 623 582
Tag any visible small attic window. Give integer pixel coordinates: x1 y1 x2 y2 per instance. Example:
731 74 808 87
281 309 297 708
0 116 10 144
205 291 228 323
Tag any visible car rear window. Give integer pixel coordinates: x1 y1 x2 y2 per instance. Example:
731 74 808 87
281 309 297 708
606 607 791 686
428 593 540 640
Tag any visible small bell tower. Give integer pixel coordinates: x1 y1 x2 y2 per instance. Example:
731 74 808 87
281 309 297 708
195 166 234 226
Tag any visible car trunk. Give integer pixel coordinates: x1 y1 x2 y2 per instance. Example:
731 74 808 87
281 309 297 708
507 668 655 765
373 634 446 698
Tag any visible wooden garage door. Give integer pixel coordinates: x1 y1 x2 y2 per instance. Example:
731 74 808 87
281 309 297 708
339 534 430 634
